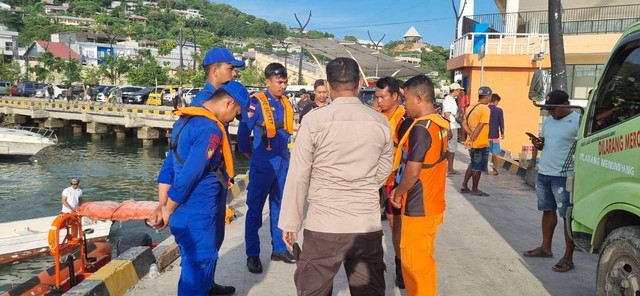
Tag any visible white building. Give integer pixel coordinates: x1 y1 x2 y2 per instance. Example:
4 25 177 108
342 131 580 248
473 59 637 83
0 25 18 57
0 1 11 11
44 4 68 14
76 40 199 69
49 16 97 26
171 9 202 19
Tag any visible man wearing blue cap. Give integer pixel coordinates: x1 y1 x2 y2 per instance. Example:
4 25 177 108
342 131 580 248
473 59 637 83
237 62 296 274
155 80 249 296
152 47 244 229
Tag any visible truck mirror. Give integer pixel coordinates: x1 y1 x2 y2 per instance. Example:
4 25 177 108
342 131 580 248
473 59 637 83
528 69 550 102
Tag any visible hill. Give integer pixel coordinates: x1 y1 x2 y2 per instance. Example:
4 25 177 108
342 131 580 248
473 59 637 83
0 0 289 47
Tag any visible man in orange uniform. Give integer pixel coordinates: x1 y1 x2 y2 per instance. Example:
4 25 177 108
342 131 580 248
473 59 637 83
374 76 406 288
390 74 449 296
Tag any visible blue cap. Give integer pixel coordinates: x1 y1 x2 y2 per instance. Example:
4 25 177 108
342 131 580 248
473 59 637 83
219 81 249 112
478 86 493 96
202 47 245 68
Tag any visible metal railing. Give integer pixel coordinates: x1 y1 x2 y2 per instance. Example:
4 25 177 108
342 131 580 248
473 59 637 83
463 4 640 35
12 126 58 141
449 32 548 59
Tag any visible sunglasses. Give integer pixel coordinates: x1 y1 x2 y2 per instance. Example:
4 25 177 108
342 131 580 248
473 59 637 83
266 68 287 77
71 183 79 185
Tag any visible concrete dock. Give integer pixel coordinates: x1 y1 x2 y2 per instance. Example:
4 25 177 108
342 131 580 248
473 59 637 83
125 148 598 296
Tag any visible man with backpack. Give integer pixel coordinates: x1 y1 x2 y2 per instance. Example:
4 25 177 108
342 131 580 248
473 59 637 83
442 83 463 174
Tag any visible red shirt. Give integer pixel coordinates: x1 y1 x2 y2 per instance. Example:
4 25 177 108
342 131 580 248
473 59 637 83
458 95 470 114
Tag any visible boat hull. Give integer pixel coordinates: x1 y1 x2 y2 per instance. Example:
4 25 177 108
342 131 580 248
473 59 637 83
1 242 112 296
0 216 112 265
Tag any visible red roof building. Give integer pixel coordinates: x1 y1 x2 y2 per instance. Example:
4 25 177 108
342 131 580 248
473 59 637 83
24 40 81 61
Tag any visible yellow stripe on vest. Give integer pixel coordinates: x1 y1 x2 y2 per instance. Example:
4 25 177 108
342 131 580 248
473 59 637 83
251 92 294 138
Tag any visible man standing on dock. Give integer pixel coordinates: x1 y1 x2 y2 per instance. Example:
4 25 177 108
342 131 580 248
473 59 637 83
237 63 296 274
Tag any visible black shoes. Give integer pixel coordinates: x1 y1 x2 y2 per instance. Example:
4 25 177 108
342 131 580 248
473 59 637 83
209 284 236 296
271 251 296 264
247 257 263 274
395 257 405 289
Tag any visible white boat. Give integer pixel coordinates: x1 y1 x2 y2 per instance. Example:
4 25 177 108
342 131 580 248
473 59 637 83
0 126 58 156
0 215 112 265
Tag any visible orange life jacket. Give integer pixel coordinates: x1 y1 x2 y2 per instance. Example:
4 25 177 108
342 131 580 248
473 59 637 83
384 105 406 186
251 92 294 138
394 113 450 217
173 107 234 186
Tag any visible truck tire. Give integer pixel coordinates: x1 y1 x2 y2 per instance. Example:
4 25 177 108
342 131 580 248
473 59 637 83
596 226 640 296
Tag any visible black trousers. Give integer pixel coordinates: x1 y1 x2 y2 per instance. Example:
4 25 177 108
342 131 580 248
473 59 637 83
294 229 385 296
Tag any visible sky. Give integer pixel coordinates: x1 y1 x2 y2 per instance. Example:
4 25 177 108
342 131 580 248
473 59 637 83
213 0 500 47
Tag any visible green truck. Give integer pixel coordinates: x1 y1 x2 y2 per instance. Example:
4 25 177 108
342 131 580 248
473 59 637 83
530 22 640 294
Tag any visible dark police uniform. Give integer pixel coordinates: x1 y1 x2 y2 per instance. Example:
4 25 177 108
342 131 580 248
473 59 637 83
237 90 292 259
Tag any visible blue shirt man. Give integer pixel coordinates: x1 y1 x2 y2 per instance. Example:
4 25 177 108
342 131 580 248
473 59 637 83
237 62 296 274
158 81 248 296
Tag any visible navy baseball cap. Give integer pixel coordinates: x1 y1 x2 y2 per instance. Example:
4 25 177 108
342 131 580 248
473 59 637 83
219 81 249 112
478 86 493 96
202 47 245 68
543 90 569 109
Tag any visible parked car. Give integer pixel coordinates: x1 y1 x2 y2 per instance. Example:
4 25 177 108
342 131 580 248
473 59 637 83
0 81 10 96
147 85 179 106
182 87 201 105
120 86 143 103
16 81 39 97
96 86 116 102
33 84 55 98
125 87 154 104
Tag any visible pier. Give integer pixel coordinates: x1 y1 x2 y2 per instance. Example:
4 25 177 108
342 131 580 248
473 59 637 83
0 97 242 146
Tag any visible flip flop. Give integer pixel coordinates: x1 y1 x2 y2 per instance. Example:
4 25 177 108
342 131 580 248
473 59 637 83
552 258 575 272
459 188 471 193
470 191 490 196
523 247 553 258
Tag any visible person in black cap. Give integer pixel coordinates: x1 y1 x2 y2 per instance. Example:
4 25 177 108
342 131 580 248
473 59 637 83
460 86 493 196
524 89 579 273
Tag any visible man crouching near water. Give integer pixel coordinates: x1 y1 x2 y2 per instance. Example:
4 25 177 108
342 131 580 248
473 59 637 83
391 74 449 296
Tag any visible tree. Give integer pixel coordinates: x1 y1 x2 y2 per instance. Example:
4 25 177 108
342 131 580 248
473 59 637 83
451 0 468 39
344 35 358 42
421 46 450 80
126 49 170 86
237 64 264 87
82 66 104 86
0 10 24 31
0 60 22 83
99 55 133 85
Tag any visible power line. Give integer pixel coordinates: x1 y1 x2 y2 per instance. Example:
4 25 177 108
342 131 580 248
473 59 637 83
314 17 452 30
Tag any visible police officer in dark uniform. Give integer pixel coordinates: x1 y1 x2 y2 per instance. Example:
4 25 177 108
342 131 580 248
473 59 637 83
157 81 249 296
237 63 296 274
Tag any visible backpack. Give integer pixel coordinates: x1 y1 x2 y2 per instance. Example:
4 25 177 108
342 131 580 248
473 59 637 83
454 108 464 124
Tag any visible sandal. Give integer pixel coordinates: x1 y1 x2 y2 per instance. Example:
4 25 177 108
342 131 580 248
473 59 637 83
523 247 553 258
470 191 490 196
552 258 575 272
460 188 471 193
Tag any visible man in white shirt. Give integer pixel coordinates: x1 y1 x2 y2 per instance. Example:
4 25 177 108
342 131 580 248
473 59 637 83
442 83 463 174
61 178 83 213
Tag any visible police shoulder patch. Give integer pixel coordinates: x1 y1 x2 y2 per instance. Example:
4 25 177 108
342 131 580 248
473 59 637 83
206 134 221 159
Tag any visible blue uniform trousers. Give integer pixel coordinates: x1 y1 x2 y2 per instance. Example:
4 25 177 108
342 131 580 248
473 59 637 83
170 196 226 295
245 163 289 257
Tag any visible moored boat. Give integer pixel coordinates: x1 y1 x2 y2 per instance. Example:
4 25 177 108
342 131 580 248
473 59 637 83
0 216 112 265
0 126 57 157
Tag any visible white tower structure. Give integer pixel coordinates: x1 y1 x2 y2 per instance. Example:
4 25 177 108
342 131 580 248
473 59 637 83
457 0 474 38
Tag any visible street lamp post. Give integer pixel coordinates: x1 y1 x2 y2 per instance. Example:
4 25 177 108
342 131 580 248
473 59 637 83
280 40 292 70
367 30 385 79
294 11 311 85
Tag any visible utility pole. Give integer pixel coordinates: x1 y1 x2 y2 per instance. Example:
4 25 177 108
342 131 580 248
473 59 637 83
179 26 184 88
294 11 311 85
367 30 385 78
548 0 567 92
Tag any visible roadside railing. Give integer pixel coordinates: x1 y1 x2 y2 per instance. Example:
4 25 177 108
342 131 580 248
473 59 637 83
449 32 548 59
462 4 640 35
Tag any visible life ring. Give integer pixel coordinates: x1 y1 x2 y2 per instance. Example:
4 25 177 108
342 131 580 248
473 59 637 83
48 214 79 255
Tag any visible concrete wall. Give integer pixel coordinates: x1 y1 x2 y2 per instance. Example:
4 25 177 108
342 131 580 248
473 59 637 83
449 54 550 155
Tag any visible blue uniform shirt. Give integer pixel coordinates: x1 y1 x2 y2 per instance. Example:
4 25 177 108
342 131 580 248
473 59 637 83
237 90 290 169
157 82 218 185
164 115 226 214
